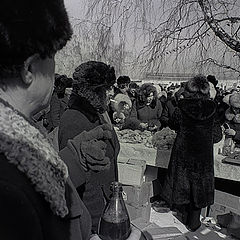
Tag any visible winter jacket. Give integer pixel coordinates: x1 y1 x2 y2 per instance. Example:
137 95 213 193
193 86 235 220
160 97 177 128
58 94 119 233
137 99 163 129
0 99 91 240
162 99 220 208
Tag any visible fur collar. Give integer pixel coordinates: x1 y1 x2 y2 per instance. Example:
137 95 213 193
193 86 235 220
0 99 69 217
70 86 107 114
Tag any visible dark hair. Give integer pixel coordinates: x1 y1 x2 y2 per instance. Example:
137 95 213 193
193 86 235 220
0 0 72 78
72 61 116 91
139 83 157 106
117 76 131 86
129 82 138 89
184 75 210 99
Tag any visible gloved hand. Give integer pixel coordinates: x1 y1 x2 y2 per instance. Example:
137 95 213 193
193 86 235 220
67 124 112 172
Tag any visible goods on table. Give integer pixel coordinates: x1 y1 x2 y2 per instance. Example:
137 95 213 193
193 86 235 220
115 127 176 149
151 127 176 150
116 129 152 145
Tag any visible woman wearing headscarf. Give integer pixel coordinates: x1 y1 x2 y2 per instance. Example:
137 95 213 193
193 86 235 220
0 1 140 240
161 75 221 231
137 83 163 131
58 61 120 233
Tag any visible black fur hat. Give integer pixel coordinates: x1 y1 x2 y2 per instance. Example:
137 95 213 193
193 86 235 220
0 0 72 76
184 75 210 99
72 61 116 90
117 76 131 86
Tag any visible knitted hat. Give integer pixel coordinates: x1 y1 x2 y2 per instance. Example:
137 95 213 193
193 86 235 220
0 0 72 77
112 93 132 112
72 61 116 89
229 93 240 109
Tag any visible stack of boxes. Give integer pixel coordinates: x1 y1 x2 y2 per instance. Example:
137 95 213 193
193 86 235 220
118 157 158 222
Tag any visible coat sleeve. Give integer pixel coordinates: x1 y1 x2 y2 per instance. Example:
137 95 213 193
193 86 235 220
168 107 182 131
50 94 61 128
0 182 43 240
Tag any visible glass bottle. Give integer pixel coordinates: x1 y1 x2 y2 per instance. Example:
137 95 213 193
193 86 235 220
98 182 131 240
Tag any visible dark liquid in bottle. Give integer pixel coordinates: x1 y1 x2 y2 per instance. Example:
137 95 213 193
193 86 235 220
99 218 131 240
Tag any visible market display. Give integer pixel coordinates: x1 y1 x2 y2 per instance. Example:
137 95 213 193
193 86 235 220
115 127 176 149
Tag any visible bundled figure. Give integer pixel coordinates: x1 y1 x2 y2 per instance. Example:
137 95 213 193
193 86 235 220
58 61 120 233
224 93 240 148
161 75 222 231
137 83 163 131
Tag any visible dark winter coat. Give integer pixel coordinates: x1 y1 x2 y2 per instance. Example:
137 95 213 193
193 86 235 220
0 99 91 240
160 97 177 128
58 94 120 233
137 99 163 128
0 156 91 240
162 99 219 208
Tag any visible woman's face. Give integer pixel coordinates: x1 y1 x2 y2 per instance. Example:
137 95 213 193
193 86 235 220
146 92 154 104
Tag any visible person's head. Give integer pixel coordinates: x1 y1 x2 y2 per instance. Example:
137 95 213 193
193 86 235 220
183 75 210 100
117 76 131 94
128 82 138 96
0 0 72 117
229 93 240 114
72 61 116 112
54 74 73 97
140 83 157 105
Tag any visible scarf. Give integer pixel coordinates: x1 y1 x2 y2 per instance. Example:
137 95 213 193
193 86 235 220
0 99 69 217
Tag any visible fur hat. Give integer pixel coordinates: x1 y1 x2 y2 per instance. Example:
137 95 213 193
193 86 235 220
207 75 218 88
117 76 131 85
0 0 72 77
112 93 132 112
184 75 210 99
229 93 240 109
73 61 116 90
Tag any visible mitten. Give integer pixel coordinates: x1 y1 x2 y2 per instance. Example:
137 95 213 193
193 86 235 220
67 124 112 172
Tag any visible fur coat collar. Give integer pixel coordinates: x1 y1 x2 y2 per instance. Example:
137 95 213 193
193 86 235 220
0 99 69 217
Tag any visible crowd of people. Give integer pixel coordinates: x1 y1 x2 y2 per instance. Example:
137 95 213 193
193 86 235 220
1 0 240 239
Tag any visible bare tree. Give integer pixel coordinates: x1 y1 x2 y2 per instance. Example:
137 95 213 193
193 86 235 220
75 0 240 79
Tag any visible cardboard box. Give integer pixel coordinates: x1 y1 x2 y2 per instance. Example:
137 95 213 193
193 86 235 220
118 157 146 186
123 182 151 207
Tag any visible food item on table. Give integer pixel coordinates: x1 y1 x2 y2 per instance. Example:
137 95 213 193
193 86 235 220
151 127 176 150
115 127 176 150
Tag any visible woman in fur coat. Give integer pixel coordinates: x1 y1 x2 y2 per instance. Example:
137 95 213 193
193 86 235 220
58 61 120 233
161 75 221 231
137 83 163 131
